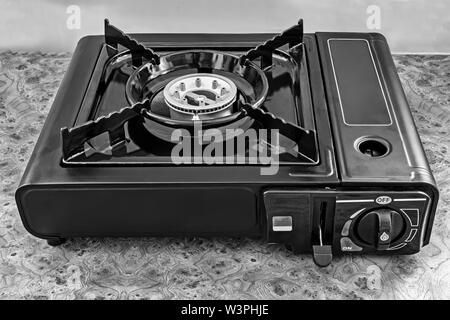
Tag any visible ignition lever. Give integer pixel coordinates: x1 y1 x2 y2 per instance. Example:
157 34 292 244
312 213 333 267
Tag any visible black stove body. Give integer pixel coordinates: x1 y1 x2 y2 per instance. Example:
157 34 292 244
15 20 438 266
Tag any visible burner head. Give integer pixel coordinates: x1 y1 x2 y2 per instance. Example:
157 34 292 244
163 73 237 120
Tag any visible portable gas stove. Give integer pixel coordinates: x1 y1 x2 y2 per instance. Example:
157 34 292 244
15 19 438 266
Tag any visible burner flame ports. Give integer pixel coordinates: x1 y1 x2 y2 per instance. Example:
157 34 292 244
163 73 238 121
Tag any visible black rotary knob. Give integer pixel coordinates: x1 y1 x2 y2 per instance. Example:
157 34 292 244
355 208 407 250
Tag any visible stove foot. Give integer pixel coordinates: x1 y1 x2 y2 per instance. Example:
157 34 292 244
47 238 66 247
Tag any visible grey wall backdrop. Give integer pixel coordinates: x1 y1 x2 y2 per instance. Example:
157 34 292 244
1 0 450 53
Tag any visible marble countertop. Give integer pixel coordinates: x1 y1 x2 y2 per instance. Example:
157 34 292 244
0 52 448 300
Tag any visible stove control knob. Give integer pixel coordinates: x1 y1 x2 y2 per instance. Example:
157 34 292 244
354 208 406 250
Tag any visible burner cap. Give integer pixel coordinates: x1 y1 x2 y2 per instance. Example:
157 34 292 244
163 73 237 120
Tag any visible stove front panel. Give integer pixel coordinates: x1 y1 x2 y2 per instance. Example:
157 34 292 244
16 185 260 239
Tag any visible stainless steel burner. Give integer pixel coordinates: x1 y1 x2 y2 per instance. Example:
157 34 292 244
163 73 237 120
125 50 269 127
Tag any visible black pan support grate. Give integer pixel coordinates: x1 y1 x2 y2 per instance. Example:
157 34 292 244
61 19 318 164
104 19 160 66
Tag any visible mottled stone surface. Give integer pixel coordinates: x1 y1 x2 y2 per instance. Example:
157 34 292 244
0 52 448 300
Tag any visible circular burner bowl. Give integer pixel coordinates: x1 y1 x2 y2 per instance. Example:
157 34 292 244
125 50 269 128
